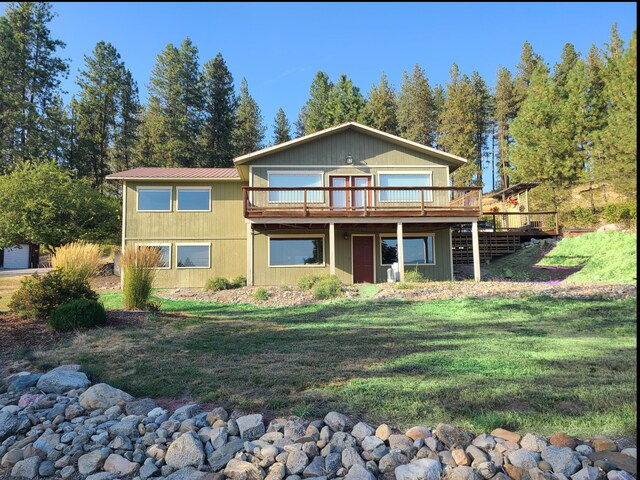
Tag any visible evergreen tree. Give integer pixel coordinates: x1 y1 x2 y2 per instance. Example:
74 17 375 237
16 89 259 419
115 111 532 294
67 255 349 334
432 84 445 149
554 43 580 88
72 41 127 188
470 71 493 185
494 66 517 189
397 64 437 146
273 107 291 144
326 74 367 125
510 67 585 209
597 27 637 198
293 112 306 138
233 78 265 156
438 64 481 186
514 41 545 111
0 2 68 170
200 52 237 167
114 68 141 174
300 71 333 134
365 72 398 134
144 37 203 167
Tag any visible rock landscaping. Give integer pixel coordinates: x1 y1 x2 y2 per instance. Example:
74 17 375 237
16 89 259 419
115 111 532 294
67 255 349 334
0 366 636 480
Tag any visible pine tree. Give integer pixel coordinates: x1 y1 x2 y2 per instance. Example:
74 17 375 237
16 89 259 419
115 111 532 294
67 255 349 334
438 64 481 186
300 71 333 134
510 67 585 209
494 66 517 189
597 27 637 198
200 53 237 167
113 68 140 174
144 37 204 167
470 71 493 186
514 41 545 111
293 112 306 138
397 64 437 146
273 107 291 144
0 2 68 170
554 43 580 88
365 72 398 134
326 74 367 125
73 41 128 188
233 78 265 156
432 84 445 149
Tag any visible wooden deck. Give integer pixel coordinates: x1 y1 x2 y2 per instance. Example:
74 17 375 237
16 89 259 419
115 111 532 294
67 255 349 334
243 186 483 219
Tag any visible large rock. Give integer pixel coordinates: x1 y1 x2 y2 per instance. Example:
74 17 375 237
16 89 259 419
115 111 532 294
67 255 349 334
210 426 228 449
521 433 548 452
8 373 43 392
448 465 482 480
78 448 110 475
352 422 376 442
170 404 201 422
225 458 265 480
571 466 603 480
35 366 90 394
208 438 245 471
286 450 309 475
508 449 541 469
345 464 377 480
33 433 60 455
324 412 354 432
237 414 265 440
165 431 205 469
588 452 636 475
303 455 326 478
395 459 442 480
435 424 474 449
104 453 140 476
541 446 581 477
0 411 19 441
165 467 210 480
342 447 366 469
11 456 41 479
607 471 635 480
79 383 134 410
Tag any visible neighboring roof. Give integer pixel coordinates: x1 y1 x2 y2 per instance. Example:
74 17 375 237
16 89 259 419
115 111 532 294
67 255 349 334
232 122 469 169
487 182 541 200
105 167 240 180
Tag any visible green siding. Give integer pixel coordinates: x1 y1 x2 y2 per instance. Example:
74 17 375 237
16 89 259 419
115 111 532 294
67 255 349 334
124 180 247 288
251 227 452 286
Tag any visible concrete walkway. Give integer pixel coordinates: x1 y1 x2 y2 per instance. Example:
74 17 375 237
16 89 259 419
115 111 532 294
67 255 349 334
0 267 51 278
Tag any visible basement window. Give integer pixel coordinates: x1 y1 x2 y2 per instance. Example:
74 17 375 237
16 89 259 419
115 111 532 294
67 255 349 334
269 237 325 267
177 244 210 268
380 235 435 265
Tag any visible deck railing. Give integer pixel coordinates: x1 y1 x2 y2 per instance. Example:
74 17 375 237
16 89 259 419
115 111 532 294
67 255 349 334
479 211 559 235
243 186 483 218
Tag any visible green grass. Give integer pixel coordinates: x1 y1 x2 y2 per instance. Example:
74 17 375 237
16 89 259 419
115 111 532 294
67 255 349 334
538 232 637 283
31 291 637 439
487 242 560 282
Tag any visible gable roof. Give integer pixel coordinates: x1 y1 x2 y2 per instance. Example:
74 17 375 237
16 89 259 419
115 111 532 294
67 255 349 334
233 122 468 169
106 167 240 180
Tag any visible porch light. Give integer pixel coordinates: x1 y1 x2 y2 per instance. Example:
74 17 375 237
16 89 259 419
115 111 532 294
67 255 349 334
343 233 349 240
346 154 353 164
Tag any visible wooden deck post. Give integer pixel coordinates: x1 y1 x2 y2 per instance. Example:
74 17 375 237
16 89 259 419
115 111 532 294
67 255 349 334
329 222 336 276
472 220 481 282
397 222 405 282
246 223 253 286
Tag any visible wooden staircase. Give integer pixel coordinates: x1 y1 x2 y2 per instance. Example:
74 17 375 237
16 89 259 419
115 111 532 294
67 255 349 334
451 232 522 265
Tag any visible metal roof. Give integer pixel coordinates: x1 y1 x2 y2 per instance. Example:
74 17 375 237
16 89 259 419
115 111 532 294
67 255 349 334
106 167 240 180
487 182 541 199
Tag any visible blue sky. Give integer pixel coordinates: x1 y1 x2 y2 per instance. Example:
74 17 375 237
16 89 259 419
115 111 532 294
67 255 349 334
1 2 636 184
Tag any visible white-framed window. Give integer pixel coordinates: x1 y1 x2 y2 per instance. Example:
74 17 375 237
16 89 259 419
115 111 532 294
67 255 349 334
137 186 172 212
267 171 324 203
380 234 435 265
134 243 171 269
268 235 325 267
378 172 432 202
177 187 211 212
176 243 211 268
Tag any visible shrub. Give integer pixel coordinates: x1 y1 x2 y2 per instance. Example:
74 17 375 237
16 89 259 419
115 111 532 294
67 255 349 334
279 284 291 292
48 298 106 332
403 270 426 283
603 201 637 228
253 288 270 301
9 270 98 319
312 275 342 300
569 206 599 228
146 300 162 315
297 274 323 290
51 241 103 284
121 246 162 310
205 276 231 292
205 275 247 292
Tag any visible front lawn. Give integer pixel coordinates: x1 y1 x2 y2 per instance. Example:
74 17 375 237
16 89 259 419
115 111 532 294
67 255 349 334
28 291 637 439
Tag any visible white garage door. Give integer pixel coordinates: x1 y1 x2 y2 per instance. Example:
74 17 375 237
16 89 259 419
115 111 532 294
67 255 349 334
3 245 30 269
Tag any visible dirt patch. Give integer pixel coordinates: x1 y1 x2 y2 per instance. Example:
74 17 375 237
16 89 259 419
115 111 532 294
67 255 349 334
155 284 360 307
374 281 636 301
91 274 121 291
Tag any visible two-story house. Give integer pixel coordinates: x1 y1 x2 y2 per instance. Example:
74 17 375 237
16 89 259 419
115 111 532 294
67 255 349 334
107 122 483 288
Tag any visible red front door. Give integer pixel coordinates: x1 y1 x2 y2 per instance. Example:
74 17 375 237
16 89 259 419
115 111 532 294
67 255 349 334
352 236 375 283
